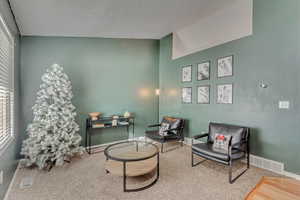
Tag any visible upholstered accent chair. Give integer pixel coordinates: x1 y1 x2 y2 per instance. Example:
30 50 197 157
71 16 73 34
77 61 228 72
145 117 185 153
191 122 250 183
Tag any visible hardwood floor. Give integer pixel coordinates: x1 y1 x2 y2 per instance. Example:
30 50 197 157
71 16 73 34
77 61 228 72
246 176 300 200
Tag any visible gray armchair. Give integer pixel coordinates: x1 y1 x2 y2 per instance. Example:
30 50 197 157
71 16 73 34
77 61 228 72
191 122 250 183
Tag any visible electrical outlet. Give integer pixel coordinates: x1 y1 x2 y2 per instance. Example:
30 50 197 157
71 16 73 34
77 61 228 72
0 170 3 185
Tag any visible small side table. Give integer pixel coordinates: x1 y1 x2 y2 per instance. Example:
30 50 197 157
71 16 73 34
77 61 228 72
85 116 135 154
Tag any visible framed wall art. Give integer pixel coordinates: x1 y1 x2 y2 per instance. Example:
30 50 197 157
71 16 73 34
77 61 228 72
197 85 210 104
197 61 210 81
182 87 192 104
217 84 233 104
217 55 233 78
182 65 192 82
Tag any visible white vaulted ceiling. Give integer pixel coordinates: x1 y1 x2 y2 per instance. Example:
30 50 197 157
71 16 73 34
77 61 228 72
9 0 237 39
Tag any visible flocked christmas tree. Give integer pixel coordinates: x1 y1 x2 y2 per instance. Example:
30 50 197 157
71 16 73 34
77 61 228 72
21 64 84 169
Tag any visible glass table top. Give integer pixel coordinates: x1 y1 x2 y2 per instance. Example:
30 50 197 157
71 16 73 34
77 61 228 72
104 141 159 161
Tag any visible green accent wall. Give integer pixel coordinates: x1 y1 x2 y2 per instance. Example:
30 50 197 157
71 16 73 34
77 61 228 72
0 0 21 199
20 37 159 148
159 0 300 174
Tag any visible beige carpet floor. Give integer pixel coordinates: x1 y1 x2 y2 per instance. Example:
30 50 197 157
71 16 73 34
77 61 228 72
6 145 279 200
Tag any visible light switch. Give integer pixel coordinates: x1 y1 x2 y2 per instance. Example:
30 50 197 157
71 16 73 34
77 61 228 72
279 101 290 109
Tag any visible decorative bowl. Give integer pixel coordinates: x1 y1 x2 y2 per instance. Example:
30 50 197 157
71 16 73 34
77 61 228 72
89 112 101 121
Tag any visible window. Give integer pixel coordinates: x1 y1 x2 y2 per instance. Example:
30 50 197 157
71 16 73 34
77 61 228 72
0 14 14 151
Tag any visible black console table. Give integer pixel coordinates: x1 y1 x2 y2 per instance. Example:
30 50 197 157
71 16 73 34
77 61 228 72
85 116 135 154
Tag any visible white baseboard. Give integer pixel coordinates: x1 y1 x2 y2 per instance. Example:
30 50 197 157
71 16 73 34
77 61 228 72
184 137 300 180
247 154 284 174
183 137 193 145
4 162 20 200
284 171 300 180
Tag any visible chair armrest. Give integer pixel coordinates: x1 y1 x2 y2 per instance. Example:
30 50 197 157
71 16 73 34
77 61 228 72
148 124 161 128
163 127 180 132
193 133 209 140
229 140 248 155
230 140 247 149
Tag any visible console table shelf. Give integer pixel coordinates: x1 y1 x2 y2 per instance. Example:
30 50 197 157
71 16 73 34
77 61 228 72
85 116 135 154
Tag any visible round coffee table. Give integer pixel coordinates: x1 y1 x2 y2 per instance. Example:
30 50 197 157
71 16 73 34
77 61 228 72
104 141 159 192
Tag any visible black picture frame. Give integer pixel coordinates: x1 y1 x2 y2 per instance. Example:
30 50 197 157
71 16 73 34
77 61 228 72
216 83 233 104
197 61 210 81
217 55 234 78
181 65 192 82
182 87 192 104
197 85 210 104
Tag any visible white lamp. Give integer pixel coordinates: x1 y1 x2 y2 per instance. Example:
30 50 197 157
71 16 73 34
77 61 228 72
155 89 160 96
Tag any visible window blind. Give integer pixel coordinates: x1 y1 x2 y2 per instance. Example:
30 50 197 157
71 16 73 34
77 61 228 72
0 16 14 150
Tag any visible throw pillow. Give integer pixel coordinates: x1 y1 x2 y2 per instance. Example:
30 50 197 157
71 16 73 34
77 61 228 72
159 122 170 136
169 119 181 135
212 133 232 153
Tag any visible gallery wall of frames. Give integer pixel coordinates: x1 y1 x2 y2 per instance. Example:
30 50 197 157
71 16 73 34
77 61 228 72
181 55 233 104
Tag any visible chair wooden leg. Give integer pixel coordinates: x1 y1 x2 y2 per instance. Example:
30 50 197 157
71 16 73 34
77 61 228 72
161 143 164 153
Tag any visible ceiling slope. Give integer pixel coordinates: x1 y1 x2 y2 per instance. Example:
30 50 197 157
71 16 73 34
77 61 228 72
9 0 237 39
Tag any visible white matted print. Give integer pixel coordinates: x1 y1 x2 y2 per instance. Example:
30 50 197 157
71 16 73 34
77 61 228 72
182 65 192 82
197 61 210 80
197 86 210 104
182 87 192 103
217 55 233 78
217 84 233 104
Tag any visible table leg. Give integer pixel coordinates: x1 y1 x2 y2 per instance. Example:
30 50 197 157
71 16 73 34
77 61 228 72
85 119 88 154
132 120 135 138
157 153 160 178
89 129 91 154
123 161 127 192
127 125 129 139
